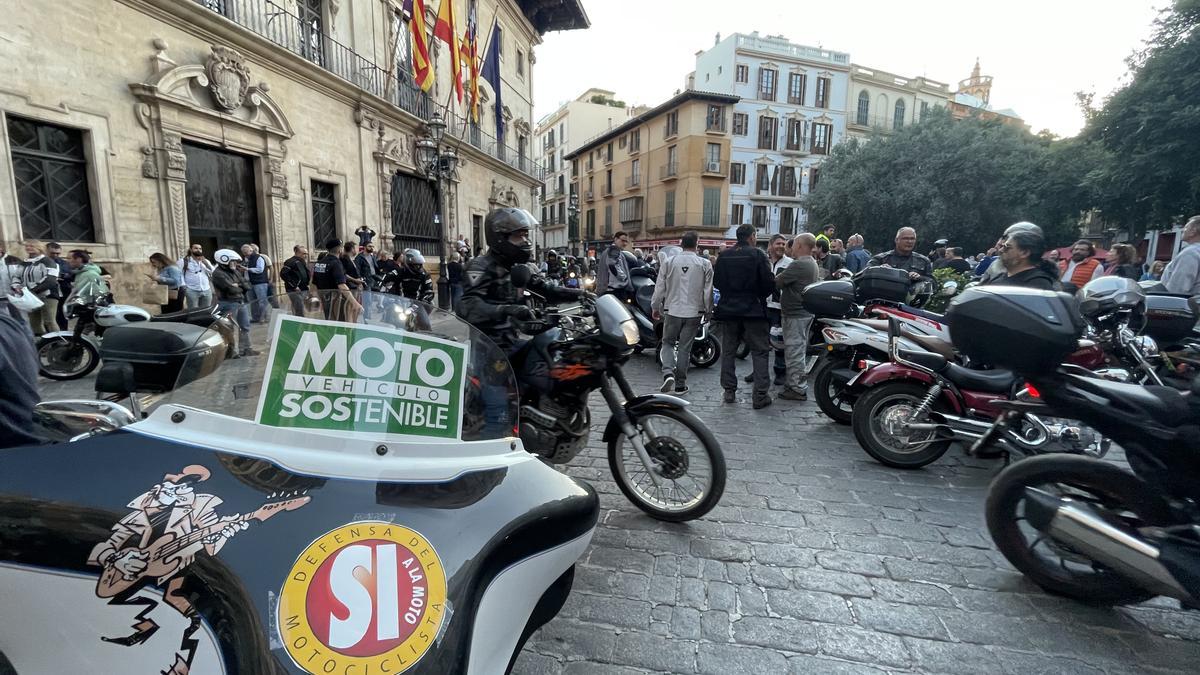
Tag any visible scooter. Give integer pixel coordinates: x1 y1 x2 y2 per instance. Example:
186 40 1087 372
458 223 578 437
625 264 721 369
1 293 599 674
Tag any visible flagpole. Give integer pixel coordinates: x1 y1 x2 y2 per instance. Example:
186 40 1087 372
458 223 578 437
450 2 500 145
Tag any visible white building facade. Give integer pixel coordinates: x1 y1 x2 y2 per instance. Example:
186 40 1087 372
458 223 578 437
534 88 636 250
845 65 951 140
692 32 850 237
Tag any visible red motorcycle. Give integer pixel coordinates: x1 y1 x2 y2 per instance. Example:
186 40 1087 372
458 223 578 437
846 317 1109 468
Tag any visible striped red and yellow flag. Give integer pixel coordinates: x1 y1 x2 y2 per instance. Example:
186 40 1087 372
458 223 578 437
410 0 434 92
433 0 463 103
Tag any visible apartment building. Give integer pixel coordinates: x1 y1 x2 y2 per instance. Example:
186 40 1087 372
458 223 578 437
534 89 637 250
692 32 850 238
565 90 739 252
0 0 586 299
845 65 951 139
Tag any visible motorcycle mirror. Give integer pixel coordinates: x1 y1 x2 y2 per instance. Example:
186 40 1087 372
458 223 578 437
511 263 532 288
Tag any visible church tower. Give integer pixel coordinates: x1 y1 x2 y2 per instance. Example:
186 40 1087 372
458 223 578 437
957 58 993 105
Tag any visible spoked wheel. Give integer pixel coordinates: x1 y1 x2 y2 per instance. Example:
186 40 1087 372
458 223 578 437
985 454 1171 604
690 335 720 369
36 336 100 380
811 354 854 424
851 382 952 468
608 408 726 522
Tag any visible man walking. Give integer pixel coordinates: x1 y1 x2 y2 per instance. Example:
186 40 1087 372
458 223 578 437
178 243 214 308
1162 216 1200 296
845 234 870 274
651 232 713 396
714 225 776 409
775 233 821 400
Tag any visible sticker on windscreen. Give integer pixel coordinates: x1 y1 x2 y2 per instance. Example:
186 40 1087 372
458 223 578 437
278 522 448 674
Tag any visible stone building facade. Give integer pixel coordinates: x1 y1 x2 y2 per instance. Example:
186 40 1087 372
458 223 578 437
0 0 586 302
565 90 739 252
845 65 951 140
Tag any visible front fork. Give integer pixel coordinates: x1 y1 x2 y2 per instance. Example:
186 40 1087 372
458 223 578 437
599 366 666 488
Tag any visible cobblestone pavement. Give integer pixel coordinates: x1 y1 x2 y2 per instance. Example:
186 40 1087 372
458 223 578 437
39 344 1200 674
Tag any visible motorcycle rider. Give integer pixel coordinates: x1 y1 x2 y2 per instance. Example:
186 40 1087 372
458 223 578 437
312 238 362 321
867 227 933 282
982 228 1059 290
382 249 435 304
211 249 258 357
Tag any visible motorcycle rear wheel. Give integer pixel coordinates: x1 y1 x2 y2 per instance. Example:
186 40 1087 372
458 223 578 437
985 454 1170 604
690 335 720 369
36 335 100 380
608 408 726 522
812 354 854 425
851 382 952 468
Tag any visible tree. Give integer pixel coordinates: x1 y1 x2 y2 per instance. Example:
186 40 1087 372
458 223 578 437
1082 0 1200 233
804 108 1097 255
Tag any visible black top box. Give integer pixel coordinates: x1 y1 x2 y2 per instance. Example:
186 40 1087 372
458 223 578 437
802 280 856 317
947 287 1085 373
854 266 912 304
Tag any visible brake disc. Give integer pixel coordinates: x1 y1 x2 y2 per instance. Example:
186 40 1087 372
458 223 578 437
646 436 690 479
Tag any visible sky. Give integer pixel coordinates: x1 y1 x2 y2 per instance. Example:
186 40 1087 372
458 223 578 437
532 0 1165 137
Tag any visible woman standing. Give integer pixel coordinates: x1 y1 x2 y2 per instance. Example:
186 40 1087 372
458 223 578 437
147 252 184 314
1105 244 1141 280
20 239 62 337
1141 260 1167 281
448 251 464 311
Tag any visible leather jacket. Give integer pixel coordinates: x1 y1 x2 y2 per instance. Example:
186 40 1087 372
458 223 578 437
457 252 582 349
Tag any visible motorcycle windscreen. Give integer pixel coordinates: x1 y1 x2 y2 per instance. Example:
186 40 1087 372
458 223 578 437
159 291 519 443
0 292 599 675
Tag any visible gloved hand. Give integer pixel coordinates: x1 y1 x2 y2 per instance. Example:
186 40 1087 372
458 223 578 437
504 304 533 320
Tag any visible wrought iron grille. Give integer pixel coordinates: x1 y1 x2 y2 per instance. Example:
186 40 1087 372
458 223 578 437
7 115 95 242
311 180 337 247
390 172 440 258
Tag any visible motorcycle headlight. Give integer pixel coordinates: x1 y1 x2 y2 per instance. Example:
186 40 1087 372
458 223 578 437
1136 335 1160 358
620 318 639 346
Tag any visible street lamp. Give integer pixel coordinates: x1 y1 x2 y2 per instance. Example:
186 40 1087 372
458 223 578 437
416 111 459 310
567 193 580 256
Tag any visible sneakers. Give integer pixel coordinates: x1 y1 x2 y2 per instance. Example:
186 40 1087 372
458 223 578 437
240 348 261 357
779 388 808 401
752 395 773 410
674 384 690 395
723 390 736 403
661 375 676 393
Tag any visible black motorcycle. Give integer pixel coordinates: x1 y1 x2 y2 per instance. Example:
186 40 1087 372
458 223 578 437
949 286 1200 605
515 282 726 522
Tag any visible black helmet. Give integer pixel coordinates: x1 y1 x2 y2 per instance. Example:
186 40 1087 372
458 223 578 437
485 208 536 265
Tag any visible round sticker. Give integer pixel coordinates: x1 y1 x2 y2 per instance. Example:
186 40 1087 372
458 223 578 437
279 522 448 674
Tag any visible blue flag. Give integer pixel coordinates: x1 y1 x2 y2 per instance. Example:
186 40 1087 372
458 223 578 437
480 19 503 143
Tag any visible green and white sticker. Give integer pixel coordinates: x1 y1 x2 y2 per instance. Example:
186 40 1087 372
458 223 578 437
255 315 467 441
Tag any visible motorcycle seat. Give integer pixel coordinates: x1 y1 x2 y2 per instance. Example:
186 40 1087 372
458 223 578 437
940 362 1016 393
150 306 215 323
902 330 956 361
1072 375 1194 427
898 349 949 372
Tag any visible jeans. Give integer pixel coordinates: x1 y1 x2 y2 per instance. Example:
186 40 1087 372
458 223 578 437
287 290 307 316
251 282 270 322
767 307 787 377
660 314 701 385
218 300 252 353
782 314 814 394
184 288 212 309
28 297 59 336
719 319 770 401
450 283 464 311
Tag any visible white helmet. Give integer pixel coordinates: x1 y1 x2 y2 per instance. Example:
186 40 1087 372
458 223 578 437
214 248 242 266
403 248 425 267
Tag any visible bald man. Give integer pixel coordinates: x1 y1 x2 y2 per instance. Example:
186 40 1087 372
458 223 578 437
867 227 933 282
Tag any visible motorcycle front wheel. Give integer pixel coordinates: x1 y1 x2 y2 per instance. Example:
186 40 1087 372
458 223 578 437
986 454 1170 604
690 335 720 369
608 408 726 522
811 353 854 425
851 382 953 468
36 335 100 380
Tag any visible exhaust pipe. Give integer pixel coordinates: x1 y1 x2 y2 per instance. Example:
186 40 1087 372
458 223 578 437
904 413 992 442
1023 487 1194 602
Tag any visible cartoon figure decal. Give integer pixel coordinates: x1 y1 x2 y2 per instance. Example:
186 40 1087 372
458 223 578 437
87 464 310 674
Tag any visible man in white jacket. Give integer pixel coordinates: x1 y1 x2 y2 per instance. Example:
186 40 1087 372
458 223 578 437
651 232 713 395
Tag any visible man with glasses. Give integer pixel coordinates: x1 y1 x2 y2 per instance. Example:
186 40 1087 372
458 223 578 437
867 227 933 282
595 231 634 300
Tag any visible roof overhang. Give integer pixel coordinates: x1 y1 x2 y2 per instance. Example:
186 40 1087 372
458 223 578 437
519 0 590 35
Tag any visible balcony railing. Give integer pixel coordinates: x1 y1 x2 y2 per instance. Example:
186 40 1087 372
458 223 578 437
602 185 613 196
758 88 776 101
659 162 678 180
193 0 544 181
585 190 595 201
625 174 642 189
783 138 811 154
663 123 679 140
701 160 728 176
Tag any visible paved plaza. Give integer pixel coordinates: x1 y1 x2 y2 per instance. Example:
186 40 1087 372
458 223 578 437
39 345 1200 674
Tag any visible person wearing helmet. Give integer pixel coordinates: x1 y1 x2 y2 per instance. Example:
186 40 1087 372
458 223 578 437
981 228 1058 290
211 248 258 357
381 249 434 304
457 207 585 349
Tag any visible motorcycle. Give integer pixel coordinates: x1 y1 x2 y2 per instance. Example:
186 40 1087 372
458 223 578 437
951 286 1200 606
846 315 1108 468
513 269 726 522
36 285 237 380
623 260 721 370
2 292 600 674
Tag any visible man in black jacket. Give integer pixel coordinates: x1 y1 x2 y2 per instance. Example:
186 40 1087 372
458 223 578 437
280 245 311 315
982 228 1059 290
714 225 777 409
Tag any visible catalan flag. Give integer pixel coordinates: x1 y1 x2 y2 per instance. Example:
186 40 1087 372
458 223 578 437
433 0 463 104
460 1 480 123
407 0 434 92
